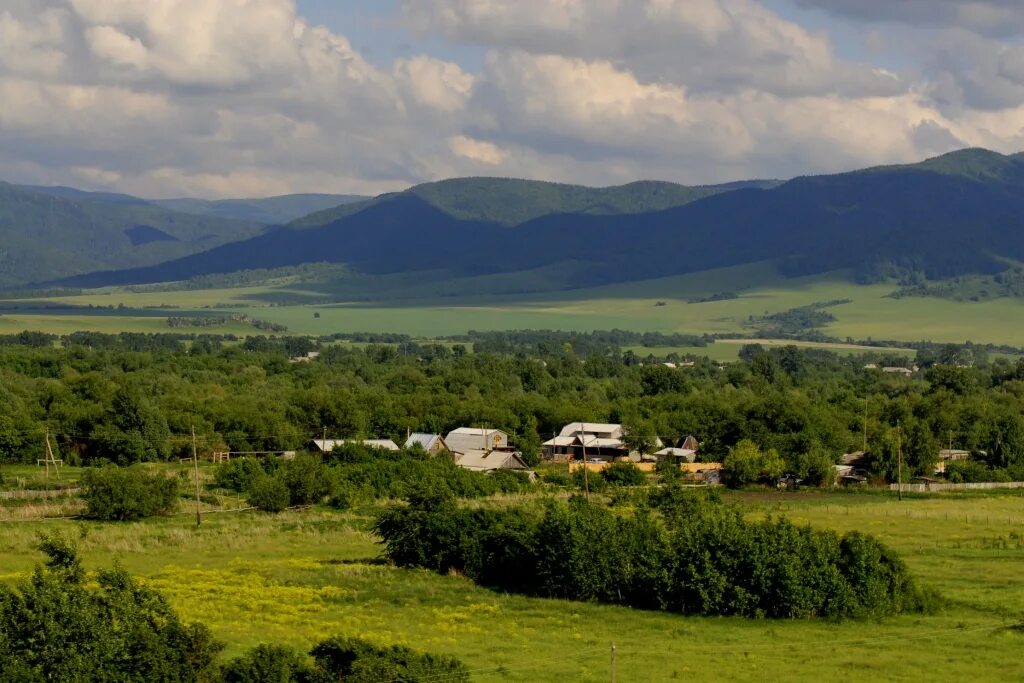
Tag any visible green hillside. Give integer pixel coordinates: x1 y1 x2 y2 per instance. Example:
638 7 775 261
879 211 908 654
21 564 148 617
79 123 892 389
0 183 265 287
288 177 777 228
22 184 367 225
152 193 367 225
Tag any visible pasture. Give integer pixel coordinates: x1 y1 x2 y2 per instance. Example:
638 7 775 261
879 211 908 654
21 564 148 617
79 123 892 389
1 490 1022 681
3 262 1024 346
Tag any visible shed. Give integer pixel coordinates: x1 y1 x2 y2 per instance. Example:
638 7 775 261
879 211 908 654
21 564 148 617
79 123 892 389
404 433 449 455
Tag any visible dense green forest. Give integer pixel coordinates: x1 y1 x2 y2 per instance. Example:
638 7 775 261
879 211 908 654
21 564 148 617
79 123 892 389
1 331 1023 483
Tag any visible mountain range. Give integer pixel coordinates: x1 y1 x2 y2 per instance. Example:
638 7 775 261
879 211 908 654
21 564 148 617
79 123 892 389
0 185 367 288
6 148 1024 293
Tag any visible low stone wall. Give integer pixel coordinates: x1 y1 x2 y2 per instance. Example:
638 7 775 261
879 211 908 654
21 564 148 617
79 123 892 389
889 481 1024 493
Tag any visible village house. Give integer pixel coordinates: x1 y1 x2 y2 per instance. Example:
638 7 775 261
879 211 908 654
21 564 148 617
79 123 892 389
403 433 450 455
543 422 663 462
452 449 530 473
444 427 509 455
310 438 400 453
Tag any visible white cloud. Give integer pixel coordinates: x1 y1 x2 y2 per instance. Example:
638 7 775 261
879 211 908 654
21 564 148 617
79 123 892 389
0 0 1023 199
402 0 904 98
448 135 507 164
394 56 474 113
793 1 1024 36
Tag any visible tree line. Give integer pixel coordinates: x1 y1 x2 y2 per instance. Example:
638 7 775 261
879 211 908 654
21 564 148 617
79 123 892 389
1 332 1024 483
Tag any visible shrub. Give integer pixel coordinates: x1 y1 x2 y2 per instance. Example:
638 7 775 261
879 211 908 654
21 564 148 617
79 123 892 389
601 461 647 486
0 536 222 681
246 475 290 513
539 469 570 486
944 459 991 483
219 637 470 683
220 644 309 683
571 466 608 492
310 636 469 682
723 439 784 487
80 465 179 521
213 458 267 492
279 454 334 505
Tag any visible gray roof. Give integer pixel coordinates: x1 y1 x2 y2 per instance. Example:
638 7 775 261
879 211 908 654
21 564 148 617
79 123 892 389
405 433 444 450
445 427 508 454
454 449 528 472
311 438 400 452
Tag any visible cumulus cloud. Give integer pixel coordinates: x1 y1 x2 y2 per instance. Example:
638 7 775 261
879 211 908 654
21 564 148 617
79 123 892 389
402 0 904 98
0 0 1023 198
793 1 1024 36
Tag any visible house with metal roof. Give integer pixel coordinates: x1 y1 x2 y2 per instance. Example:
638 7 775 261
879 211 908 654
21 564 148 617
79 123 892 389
310 438 400 453
444 427 509 455
404 433 449 455
543 422 662 462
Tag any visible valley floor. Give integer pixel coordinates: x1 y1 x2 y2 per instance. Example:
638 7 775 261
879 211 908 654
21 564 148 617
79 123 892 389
2 490 1022 682
4 264 1024 348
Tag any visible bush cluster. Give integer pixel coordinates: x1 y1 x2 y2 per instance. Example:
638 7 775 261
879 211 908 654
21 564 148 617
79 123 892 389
221 638 469 683
213 447 532 512
0 537 469 683
0 534 221 681
375 488 936 619
80 465 180 521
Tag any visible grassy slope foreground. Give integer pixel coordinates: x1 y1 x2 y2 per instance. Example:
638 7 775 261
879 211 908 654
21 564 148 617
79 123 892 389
1 492 1022 682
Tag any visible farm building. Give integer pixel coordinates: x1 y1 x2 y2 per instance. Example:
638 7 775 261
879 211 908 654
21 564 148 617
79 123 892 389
404 433 449 455
310 438 400 453
935 448 971 474
655 435 700 462
654 447 697 463
445 427 509 455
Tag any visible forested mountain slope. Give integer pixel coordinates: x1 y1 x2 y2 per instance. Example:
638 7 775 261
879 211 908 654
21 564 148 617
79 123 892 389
32 148 1024 292
0 183 267 287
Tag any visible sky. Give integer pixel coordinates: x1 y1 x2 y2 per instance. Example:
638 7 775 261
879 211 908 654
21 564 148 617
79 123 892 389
3 1 1024 198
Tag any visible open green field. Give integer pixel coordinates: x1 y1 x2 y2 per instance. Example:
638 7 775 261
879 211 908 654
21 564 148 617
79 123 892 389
2 490 1022 681
4 262 1024 347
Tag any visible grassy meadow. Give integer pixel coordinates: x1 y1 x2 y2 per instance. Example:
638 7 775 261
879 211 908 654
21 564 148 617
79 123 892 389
3 262 1024 350
1 489 1022 682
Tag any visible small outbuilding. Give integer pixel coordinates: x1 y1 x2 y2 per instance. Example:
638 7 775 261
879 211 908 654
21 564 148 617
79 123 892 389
404 433 449 455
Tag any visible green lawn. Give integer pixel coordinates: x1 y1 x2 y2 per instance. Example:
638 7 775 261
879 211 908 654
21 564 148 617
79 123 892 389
1 491 1022 681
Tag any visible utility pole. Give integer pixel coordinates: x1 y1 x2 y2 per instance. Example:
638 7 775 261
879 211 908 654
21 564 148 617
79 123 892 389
896 420 903 502
192 424 202 527
580 423 589 499
610 642 617 683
